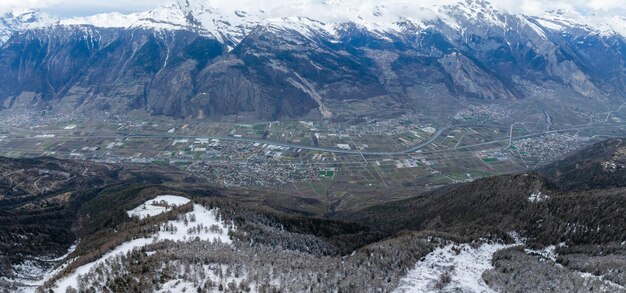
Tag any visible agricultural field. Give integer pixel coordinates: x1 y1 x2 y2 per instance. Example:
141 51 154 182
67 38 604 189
1 104 625 211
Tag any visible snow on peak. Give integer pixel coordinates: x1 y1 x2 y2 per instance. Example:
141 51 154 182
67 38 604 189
1 9 56 43
50 0 436 43
2 9 55 24
59 2 194 30
3 0 625 46
442 0 505 25
43 0 555 43
535 9 626 38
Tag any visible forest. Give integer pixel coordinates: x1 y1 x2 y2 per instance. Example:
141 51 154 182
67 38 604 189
0 139 624 292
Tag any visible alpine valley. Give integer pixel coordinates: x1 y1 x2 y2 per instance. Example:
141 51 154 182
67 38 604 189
0 1 626 292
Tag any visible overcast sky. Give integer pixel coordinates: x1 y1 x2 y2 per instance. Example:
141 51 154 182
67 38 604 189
1 0 624 17
0 0 169 16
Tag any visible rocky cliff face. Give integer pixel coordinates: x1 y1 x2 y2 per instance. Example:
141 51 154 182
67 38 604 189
0 0 624 121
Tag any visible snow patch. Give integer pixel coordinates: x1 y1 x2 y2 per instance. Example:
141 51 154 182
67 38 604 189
394 240 519 293
126 195 191 219
528 191 549 203
535 18 565 31
4 243 77 293
157 279 198 293
156 264 253 293
525 244 559 262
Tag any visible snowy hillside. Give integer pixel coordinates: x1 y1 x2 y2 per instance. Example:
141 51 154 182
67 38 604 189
394 241 518 293
48 196 233 292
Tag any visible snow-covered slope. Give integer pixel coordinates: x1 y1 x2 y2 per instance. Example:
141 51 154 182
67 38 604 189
535 9 626 37
49 199 233 292
126 195 191 219
394 241 519 293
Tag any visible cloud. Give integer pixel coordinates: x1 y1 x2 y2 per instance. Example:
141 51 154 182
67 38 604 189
1 0 624 18
587 0 626 11
0 0 169 16
491 0 626 15
0 0 61 13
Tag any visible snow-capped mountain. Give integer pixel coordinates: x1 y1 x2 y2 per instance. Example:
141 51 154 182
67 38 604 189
0 0 624 121
5 0 624 47
535 9 626 38
0 9 55 43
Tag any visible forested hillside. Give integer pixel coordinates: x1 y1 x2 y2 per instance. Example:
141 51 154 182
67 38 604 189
1 139 625 292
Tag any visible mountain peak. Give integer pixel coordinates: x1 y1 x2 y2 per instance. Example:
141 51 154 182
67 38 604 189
536 8 626 37
1 9 56 43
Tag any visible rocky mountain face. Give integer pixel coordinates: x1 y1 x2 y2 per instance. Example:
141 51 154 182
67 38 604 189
0 0 624 121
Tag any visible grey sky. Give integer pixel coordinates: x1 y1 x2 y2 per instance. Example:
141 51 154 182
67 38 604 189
1 0 169 16
1 0 624 17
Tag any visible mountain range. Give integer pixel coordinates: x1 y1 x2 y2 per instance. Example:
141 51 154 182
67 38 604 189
0 0 624 121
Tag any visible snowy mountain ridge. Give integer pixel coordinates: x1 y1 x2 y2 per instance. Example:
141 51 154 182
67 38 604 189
532 8 626 37
0 9 55 43
2 0 625 47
